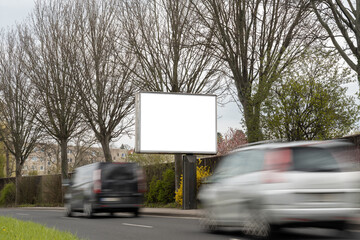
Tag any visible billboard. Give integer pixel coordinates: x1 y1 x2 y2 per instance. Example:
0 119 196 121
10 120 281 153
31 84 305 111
135 92 217 154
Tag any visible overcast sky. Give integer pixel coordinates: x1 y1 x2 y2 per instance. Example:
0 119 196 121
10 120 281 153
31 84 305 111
1 0 359 148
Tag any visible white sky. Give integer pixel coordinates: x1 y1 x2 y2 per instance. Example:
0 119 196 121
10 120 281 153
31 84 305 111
0 0 34 29
1 0 358 148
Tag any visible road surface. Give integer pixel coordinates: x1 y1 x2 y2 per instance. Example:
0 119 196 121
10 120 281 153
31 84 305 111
0 208 359 240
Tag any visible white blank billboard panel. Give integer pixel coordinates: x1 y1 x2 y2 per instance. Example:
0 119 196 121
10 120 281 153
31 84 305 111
135 93 217 154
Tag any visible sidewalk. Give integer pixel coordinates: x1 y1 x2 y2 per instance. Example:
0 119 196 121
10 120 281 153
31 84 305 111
140 207 200 218
20 206 201 218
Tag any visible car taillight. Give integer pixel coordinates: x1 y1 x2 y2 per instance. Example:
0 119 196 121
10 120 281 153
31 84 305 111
93 169 101 194
137 168 147 193
263 148 292 184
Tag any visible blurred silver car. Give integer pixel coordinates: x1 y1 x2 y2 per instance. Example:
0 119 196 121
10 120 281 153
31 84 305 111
198 140 360 238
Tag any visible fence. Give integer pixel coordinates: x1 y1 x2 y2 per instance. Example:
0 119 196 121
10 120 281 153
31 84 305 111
0 162 178 206
0 174 63 206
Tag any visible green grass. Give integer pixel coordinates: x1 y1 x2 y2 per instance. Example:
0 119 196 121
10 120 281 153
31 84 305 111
0 216 84 240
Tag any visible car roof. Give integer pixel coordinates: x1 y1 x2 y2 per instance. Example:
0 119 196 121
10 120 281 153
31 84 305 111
229 139 354 153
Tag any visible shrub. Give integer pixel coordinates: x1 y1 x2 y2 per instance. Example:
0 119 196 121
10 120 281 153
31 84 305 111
158 168 175 204
0 183 16 207
175 160 211 207
146 177 160 203
146 168 175 204
174 175 183 206
28 170 38 176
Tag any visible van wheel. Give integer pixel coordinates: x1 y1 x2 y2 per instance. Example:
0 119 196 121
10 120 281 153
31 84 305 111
64 203 72 217
84 202 94 218
242 208 271 239
133 208 139 217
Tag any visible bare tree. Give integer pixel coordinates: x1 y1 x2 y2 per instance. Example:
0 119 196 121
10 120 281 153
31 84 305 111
123 0 223 93
68 127 99 171
123 0 224 188
312 0 360 84
74 0 136 162
0 30 42 204
195 0 321 142
19 0 82 179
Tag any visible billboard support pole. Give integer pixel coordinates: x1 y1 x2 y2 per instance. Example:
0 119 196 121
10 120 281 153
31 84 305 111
182 154 197 210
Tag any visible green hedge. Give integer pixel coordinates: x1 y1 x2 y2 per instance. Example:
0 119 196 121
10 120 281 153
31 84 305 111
146 168 175 204
0 183 15 207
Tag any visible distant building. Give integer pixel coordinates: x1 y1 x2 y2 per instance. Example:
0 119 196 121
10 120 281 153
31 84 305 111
22 143 130 176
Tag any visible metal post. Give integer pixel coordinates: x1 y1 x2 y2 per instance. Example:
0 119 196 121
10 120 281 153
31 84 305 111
182 154 197 209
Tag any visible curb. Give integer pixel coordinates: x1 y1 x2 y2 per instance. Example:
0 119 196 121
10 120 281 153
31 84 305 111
139 209 200 218
16 207 201 218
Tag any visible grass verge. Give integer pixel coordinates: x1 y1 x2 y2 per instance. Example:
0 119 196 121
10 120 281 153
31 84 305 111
0 216 83 240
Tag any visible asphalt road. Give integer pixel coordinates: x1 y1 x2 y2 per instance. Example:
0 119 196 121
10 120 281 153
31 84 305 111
0 208 359 240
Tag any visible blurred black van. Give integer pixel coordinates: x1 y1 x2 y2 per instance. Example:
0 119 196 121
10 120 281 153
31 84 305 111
64 162 146 218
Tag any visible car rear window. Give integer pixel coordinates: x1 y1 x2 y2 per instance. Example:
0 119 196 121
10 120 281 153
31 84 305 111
292 147 340 172
101 163 136 181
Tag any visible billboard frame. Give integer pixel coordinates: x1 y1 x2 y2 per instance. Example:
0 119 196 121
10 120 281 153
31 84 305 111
135 92 217 155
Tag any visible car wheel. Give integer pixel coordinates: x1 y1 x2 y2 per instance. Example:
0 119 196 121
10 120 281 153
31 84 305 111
242 208 271 239
64 203 73 217
199 208 219 233
133 208 139 217
83 202 94 218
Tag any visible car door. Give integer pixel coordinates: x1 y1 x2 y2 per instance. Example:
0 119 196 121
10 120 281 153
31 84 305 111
214 149 266 225
214 151 256 225
72 167 92 209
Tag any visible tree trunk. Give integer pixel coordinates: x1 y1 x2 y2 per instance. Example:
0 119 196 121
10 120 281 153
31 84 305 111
60 138 68 179
175 154 182 190
244 102 263 143
100 135 113 163
15 159 21 206
5 147 10 177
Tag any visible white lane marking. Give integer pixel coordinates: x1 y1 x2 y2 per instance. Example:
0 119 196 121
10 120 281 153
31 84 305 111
145 215 199 220
16 213 29 216
122 223 153 229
